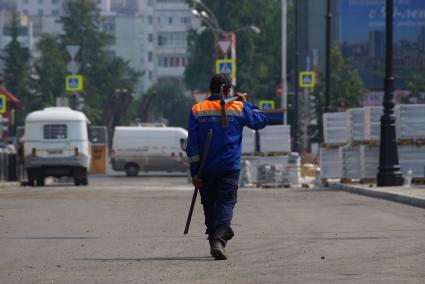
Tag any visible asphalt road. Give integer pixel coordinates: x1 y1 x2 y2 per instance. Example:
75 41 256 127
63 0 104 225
0 175 425 283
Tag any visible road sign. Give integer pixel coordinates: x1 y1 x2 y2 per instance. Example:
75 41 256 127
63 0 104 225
66 45 80 59
216 59 235 79
66 75 84 92
217 40 231 54
299 71 316 88
191 91 208 103
67 60 80 74
259 100 275 111
0 94 6 113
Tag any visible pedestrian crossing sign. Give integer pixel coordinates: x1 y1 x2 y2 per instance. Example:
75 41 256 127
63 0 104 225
259 100 275 111
299 71 316 88
0 94 5 113
66 75 84 92
216 59 236 79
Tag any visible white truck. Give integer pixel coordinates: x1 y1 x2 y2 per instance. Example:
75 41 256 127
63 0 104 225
23 107 91 186
112 126 188 176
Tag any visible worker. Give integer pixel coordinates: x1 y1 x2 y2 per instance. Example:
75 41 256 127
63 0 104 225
186 73 267 260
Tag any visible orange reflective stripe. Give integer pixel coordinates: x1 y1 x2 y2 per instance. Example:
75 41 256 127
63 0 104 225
192 100 243 113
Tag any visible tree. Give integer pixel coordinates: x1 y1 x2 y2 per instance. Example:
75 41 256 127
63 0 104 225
137 79 193 128
185 0 286 102
1 12 30 121
312 45 366 141
32 35 68 110
58 0 140 128
406 75 425 103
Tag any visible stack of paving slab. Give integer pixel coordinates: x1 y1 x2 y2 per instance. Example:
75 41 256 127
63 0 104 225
241 128 256 154
398 144 425 177
359 145 379 179
323 112 351 145
240 154 300 187
320 147 343 179
320 112 349 180
364 106 382 141
395 104 425 177
396 104 425 140
350 108 367 142
342 145 361 179
259 125 291 153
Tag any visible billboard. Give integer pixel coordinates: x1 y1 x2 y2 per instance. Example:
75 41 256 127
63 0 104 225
339 0 425 89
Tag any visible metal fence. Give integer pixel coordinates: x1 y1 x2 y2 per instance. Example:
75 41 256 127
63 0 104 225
0 148 18 182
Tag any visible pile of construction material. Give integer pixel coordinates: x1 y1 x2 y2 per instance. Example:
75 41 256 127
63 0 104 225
240 154 300 187
320 112 349 180
240 125 299 187
396 104 425 177
320 104 425 183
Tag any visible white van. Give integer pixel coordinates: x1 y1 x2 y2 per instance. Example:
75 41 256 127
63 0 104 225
24 107 91 186
112 126 188 176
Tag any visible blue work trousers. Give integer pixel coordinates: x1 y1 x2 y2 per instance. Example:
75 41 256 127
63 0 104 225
199 170 240 237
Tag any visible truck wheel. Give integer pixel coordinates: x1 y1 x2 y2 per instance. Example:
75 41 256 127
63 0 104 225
82 177 88 186
125 164 139 177
74 178 82 186
27 169 35 187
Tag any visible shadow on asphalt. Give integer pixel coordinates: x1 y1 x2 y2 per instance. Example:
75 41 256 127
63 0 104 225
77 256 212 262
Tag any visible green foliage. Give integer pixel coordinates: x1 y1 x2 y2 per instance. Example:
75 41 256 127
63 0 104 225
33 35 68 109
40 0 141 129
137 80 194 128
185 0 287 103
406 75 425 103
1 12 30 123
312 45 366 141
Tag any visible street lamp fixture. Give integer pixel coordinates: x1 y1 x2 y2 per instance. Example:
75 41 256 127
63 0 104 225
250 25 261 34
191 9 200 16
200 11 209 18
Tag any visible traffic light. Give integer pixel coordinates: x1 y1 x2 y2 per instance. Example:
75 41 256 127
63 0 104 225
70 93 84 111
308 94 317 125
0 115 9 139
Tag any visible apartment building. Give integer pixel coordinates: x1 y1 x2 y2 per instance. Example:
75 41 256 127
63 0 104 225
0 0 198 92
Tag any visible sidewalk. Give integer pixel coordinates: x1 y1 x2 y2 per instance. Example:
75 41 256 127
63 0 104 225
329 182 425 209
0 181 20 188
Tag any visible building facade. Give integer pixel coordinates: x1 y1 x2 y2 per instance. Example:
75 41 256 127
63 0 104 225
0 0 198 93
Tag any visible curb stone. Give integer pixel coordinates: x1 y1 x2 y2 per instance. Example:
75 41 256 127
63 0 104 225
329 183 425 209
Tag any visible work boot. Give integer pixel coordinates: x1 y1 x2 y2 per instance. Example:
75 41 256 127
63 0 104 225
211 226 233 260
208 235 214 256
211 239 227 260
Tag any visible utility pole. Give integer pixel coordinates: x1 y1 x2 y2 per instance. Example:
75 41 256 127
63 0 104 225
325 0 332 113
282 0 287 125
377 0 403 186
293 0 300 152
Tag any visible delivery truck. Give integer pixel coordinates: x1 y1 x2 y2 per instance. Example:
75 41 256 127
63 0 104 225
112 126 188 176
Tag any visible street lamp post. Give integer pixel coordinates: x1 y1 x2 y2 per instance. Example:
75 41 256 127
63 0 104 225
282 0 287 125
293 0 300 153
325 0 332 113
377 0 403 186
192 1 260 90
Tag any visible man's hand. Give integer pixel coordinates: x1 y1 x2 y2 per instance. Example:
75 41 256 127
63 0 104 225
192 176 203 188
236 92 247 102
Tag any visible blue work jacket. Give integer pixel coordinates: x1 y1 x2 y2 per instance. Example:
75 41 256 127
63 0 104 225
186 95 267 177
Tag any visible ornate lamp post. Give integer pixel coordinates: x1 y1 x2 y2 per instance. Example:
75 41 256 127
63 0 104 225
377 0 403 186
325 0 331 113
